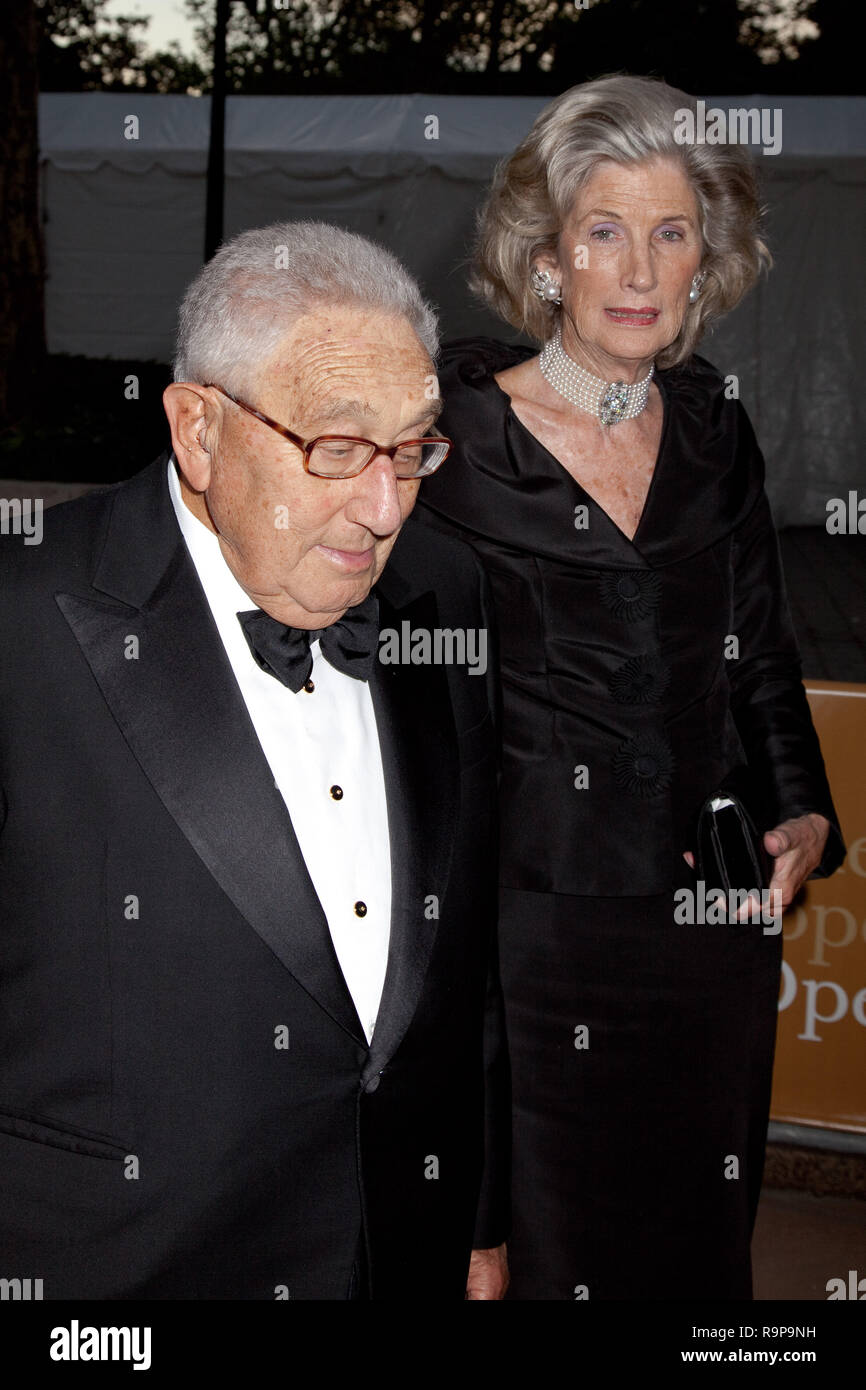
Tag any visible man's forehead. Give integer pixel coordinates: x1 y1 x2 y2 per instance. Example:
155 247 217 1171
299 388 443 431
271 333 428 388
264 320 436 417
281 342 430 380
311 395 382 423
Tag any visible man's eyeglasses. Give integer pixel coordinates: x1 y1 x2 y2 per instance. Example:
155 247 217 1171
206 384 451 480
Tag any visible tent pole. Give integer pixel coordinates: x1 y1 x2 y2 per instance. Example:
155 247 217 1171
205 0 231 262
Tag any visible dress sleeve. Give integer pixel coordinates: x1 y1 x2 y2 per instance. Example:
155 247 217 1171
727 473 845 878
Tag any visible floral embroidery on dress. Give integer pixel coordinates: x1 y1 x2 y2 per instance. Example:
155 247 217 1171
613 735 675 797
597 569 662 622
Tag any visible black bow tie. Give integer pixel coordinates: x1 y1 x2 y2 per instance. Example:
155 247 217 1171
237 592 380 693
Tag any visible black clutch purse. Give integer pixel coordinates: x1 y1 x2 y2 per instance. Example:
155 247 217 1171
695 791 772 898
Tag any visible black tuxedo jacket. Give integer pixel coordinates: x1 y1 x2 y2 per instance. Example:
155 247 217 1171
0 456 508 1300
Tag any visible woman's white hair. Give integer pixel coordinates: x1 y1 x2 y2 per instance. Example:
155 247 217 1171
173 220 439 395
473 73 772 368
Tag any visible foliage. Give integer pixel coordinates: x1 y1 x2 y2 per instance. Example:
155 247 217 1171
34 0 851 96
36 0 206 92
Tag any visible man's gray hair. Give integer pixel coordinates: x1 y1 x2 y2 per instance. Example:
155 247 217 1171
174 221 439 395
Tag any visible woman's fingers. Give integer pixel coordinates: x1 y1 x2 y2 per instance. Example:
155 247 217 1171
764 812 831 908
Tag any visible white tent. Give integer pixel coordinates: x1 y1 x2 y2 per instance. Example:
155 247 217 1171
38 92 866 523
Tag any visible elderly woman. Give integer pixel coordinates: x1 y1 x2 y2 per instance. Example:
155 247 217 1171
417 75 844 1300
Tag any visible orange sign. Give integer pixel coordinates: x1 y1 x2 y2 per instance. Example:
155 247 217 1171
771 681 866 1133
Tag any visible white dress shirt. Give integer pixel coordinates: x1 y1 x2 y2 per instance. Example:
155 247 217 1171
167 458 391 1042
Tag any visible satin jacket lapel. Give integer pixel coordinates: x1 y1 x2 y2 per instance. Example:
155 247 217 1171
55 459 365 1044
363 580 459 1082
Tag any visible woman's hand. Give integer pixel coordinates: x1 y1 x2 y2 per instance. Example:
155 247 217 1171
682 811 831 921
763 812 831 910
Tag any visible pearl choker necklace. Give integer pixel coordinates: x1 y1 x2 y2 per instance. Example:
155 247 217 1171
539 326 654 426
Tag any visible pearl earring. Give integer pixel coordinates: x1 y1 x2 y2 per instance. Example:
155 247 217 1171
689 272 706 303
530 266 562 306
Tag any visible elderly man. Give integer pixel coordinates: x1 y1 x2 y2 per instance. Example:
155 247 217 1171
0 222 508 1300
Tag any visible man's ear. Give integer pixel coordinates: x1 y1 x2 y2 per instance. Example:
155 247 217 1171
163 384 217 492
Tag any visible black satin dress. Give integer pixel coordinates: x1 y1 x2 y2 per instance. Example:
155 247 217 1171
415 339 844 1301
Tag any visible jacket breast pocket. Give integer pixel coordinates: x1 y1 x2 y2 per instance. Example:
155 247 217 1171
0 1107 130 1161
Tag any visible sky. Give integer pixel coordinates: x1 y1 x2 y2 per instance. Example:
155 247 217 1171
104 0 197 54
